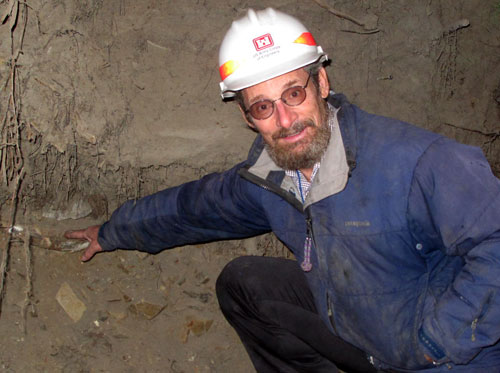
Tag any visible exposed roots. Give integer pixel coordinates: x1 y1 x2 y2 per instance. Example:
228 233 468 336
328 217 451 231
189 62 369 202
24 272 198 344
0 168 25 316
0 0 29 320
312 0 380 33
21 227 35 334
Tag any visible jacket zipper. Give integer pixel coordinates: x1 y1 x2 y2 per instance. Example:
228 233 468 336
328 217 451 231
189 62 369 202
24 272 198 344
327 291 339 334
301 217 313 271
305 211 338 334
239 168 318 274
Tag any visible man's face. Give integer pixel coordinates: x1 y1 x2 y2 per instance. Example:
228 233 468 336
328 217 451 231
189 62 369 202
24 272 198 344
241 67 331 171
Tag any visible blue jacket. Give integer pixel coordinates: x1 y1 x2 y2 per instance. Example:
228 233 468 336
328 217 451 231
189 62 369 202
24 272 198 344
98 94 500 371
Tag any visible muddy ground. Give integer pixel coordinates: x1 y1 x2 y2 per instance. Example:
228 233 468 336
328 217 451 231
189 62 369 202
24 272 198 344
0 224 259 372
0 0 499 372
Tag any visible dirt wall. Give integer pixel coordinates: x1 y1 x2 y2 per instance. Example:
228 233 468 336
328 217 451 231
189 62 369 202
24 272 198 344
1 0 499 224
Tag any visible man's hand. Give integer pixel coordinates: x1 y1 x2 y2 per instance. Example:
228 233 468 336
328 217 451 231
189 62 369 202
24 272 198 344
64 225 104 262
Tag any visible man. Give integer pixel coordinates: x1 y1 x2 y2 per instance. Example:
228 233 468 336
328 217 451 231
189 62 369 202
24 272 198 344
66 8 500 372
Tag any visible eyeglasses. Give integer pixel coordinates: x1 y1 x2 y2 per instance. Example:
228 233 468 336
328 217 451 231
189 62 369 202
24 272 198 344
245 72 312 120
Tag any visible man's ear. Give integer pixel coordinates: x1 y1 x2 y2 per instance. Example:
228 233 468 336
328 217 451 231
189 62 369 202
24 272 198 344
318 67 330 99
238 102 256 129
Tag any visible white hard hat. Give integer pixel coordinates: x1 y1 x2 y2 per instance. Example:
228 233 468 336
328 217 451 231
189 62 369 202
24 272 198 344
219 8 328 99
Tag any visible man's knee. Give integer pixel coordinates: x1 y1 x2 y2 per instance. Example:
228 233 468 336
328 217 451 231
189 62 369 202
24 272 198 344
217 256 259 296
216 256 256 317
217 255 288 315
217 255 290 295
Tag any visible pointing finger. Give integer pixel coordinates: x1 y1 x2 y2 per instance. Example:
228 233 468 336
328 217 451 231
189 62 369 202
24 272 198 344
64 229 87 240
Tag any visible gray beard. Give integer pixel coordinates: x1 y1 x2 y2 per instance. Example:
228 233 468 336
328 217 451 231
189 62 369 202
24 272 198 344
265 104 331 171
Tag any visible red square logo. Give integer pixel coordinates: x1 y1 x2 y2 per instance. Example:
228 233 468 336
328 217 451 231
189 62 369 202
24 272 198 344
253 34 274 51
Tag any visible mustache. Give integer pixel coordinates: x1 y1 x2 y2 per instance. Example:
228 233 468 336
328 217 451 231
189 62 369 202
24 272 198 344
272 120 315 141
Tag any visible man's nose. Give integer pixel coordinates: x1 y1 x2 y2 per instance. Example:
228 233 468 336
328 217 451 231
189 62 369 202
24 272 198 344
274 101 297 129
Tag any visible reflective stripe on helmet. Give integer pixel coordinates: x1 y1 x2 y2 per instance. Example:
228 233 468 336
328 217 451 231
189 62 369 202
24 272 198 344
294 32 317 46
219 60 240 81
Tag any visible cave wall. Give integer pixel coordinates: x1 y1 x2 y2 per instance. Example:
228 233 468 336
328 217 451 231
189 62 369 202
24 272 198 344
0 0 498 226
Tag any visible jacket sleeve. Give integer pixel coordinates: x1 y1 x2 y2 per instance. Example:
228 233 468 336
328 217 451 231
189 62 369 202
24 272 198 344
408 137 500 365
97 162 272 253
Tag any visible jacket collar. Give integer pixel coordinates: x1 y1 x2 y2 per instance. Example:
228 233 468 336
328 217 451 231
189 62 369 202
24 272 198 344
329 93 358 174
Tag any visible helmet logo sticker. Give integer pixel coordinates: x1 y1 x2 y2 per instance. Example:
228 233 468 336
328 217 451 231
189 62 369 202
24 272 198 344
253 34 274 51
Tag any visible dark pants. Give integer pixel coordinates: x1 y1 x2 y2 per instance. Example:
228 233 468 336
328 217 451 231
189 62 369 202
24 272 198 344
216 256 379 373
